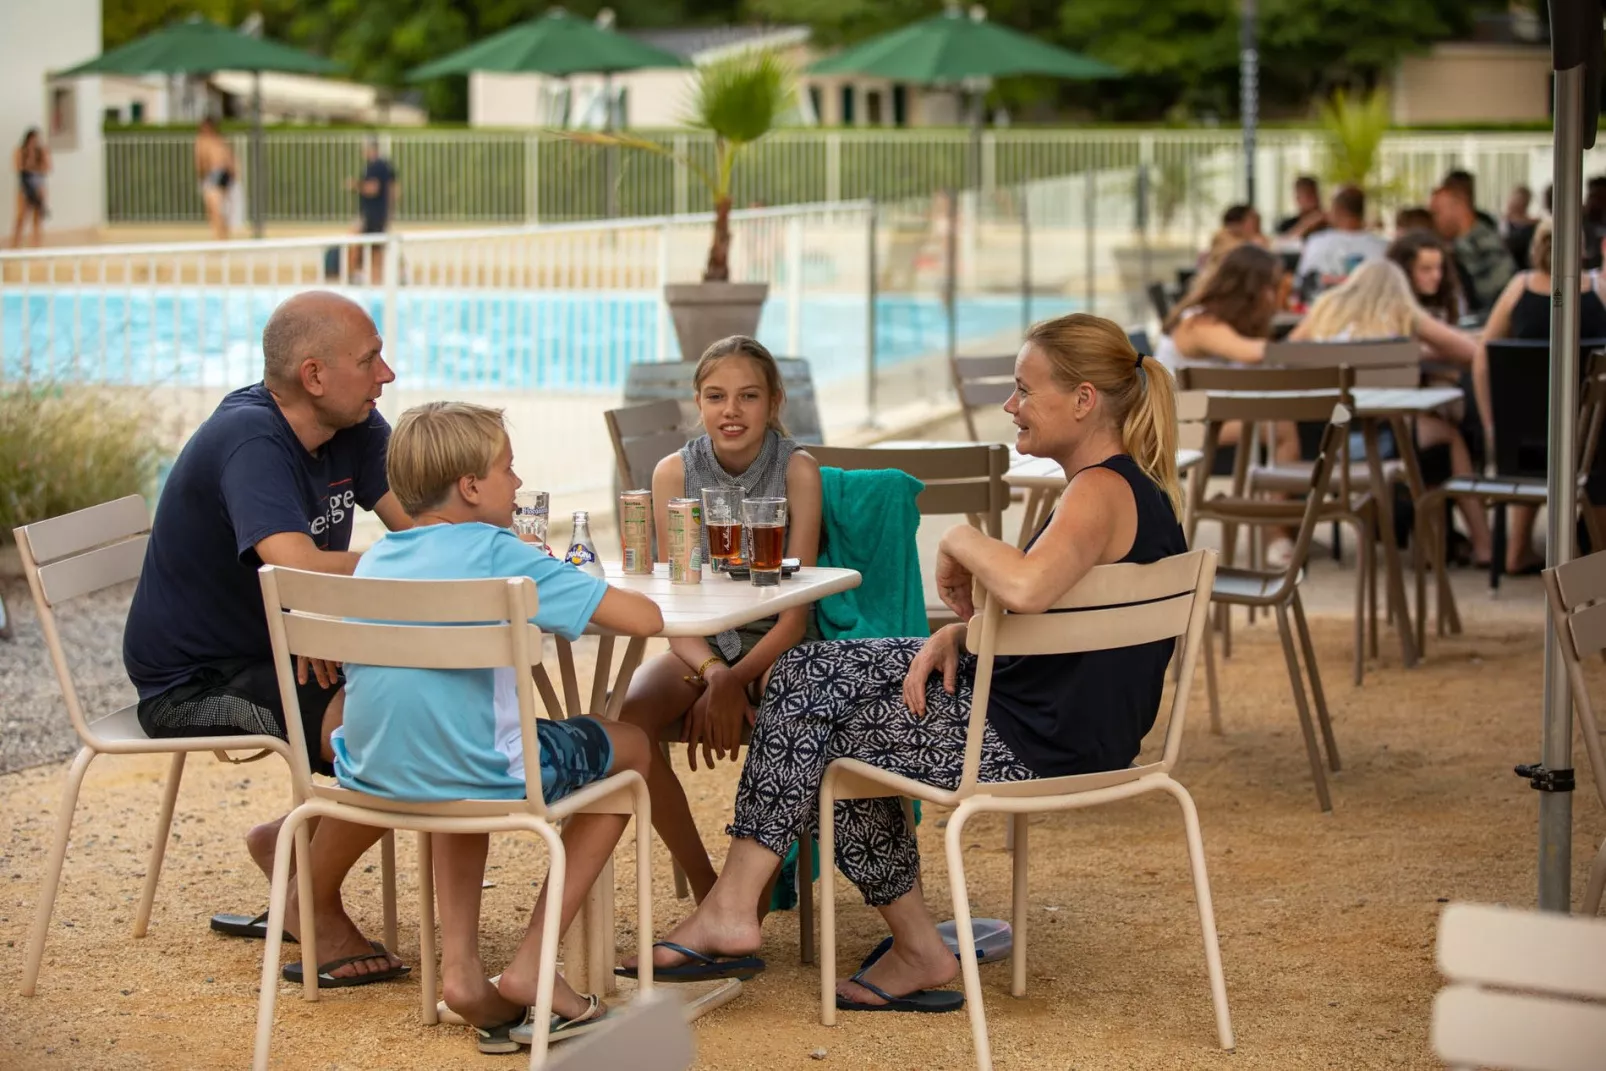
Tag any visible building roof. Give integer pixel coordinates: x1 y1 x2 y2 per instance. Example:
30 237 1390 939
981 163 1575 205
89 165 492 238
625 25 810 61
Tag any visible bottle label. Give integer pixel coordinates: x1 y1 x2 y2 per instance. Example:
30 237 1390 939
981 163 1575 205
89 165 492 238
565 542 597 568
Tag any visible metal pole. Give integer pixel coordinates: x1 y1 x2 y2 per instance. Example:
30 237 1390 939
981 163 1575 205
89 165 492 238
604 71 618 219
945 186 958 375
1240 0 1259 205
865 199 878 427
251 70 265 239
1538 62 1584 913
1020 182 1031 336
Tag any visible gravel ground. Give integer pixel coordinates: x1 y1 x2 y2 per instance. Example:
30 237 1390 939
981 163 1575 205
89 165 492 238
0 576 137 775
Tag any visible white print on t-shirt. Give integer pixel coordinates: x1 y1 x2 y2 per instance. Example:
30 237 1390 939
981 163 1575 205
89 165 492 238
309 484 357 543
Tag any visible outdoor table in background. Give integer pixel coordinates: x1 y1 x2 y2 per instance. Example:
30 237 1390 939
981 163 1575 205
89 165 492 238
550 562 861 1013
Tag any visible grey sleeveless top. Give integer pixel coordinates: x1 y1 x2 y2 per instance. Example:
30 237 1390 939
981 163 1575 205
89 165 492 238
680 428 799 660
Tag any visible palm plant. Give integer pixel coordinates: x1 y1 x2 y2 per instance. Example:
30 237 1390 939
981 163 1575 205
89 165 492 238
568 50 796 282
1318 86 1395 212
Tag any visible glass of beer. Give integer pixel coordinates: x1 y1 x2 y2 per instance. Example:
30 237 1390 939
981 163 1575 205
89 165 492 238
742 497 787 587
701 486 742 572
513 490 549 548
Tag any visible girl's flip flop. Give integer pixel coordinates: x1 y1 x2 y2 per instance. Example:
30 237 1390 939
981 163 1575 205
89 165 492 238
614 940 765 983
835 970 964 1014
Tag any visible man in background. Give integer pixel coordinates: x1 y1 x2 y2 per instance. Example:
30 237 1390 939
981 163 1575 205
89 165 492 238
194 118 236 241
347 135 399 282
1431 184 1516 316
1277 175 1327 238
1295 185 1386 286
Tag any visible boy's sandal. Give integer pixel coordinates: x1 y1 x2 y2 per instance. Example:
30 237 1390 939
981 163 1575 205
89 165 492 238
209 909 297 943
280 940 410 989
476 1007 532 1055
509 993 609 1046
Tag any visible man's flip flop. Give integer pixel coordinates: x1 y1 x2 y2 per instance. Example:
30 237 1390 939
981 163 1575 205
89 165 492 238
510 993 609 1046
613 940 765 983
281 940 411 989
836 970 964 1013
209 910 297 943
859 918 1013 970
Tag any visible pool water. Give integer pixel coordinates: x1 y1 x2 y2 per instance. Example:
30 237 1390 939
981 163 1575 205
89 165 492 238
1 288 1080 392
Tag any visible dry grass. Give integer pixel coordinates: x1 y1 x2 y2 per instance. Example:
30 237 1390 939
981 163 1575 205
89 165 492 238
0 594 1600 1070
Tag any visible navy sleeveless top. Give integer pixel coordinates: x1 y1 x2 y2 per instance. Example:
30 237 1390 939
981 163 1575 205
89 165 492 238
986 454 1188 777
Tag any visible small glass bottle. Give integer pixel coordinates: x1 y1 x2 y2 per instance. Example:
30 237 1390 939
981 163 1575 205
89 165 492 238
564 510 605 577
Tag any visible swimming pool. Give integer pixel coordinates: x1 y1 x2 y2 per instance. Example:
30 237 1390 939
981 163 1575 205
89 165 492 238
0 288 1080 392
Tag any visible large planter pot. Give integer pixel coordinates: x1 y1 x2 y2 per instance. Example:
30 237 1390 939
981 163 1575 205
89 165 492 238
664 281 769 362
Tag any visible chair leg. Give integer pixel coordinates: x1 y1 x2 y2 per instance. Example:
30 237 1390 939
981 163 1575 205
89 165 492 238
1275 604 1332 812
798 832 815 965
526 823 568 1071
1350 520 1366 687
1292 591 1341 773
819 775 838 1027
381 830 398 955
1584 836 1606 916
1491 504 1506 594
944 809 993 1071
1204 611 1223 735
633 778 655 996
1161 779 1235 1050
20 746 95 997
253 806 312 1071
418 831 438 1025
1010 815 1028 999
294 821 319 1001
133 751 186 938
664 743 691 902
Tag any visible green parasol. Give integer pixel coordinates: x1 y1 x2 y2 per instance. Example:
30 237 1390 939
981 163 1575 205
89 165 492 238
406 8 688 81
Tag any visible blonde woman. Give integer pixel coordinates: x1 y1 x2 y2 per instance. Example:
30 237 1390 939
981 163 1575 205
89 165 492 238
1290 260 1491 564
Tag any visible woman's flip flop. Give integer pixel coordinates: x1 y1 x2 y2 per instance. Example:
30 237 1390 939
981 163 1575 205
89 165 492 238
281 940 411 989
613 940 765 983
835 970 964 1013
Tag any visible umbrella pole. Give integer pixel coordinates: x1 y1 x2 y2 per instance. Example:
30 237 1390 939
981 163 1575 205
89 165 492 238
1538 61 1584 913
605 71 618 219
251 70 265 240
1239 0 1258 204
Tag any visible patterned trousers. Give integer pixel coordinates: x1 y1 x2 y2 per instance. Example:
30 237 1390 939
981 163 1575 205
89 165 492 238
727 638 1035 907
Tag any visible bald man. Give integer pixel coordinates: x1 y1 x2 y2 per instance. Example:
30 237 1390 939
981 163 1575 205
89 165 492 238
123 290 414 985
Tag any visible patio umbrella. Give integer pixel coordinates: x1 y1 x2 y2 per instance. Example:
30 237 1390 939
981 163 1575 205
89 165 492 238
1536 0 1603 913
56 16 338 238
408 8 687 216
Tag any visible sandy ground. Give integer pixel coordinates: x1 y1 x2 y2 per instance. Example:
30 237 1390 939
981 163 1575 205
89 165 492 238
1 556 1601 1070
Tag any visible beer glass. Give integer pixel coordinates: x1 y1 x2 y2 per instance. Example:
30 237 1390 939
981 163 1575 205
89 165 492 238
701 486 742 572
742 497 787 587
513 490 549 548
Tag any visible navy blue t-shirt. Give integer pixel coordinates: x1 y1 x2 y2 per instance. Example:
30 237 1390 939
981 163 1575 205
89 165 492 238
359 158 395 229
123 384 390 700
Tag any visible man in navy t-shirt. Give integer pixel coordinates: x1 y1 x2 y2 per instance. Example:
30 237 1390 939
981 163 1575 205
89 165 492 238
123 290 413 986
346 135 397 282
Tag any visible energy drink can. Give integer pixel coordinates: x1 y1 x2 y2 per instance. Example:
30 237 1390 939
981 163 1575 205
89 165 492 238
619 489 654 574
666 497 703 585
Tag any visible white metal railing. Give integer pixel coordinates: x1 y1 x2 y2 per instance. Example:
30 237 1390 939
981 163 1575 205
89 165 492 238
104 127 1579 228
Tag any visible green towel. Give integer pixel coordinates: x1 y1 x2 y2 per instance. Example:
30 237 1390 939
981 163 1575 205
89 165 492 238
814 466 929 640
771 465 926 911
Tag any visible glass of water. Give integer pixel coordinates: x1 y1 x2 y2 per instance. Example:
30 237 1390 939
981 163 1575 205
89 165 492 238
513 490 550 548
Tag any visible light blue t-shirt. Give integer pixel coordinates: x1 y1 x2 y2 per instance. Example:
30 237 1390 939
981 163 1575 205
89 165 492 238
332 522 609 802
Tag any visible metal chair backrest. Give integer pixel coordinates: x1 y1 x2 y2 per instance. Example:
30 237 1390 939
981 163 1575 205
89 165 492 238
14 495 151 744
1264 338 1421 386
604 400 688 491
257 566 550 811
1432 902 1606 1071
1147 282 1172 322
806 443 1009 539
1127 328 1154 357
1543 549 1606 813
961 548 1218 795
950 354 1017 441
1483 341 1606 479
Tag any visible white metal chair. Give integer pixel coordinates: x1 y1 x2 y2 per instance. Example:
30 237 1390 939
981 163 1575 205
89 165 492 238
1432 902 1606 1070
817 548 1230 1070
12 497 401 996
251 565 653 1071
1543 548 1606 915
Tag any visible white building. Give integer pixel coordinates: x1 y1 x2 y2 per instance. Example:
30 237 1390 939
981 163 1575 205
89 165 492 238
0 0 104 241
470 24 965 130
100 71 428 127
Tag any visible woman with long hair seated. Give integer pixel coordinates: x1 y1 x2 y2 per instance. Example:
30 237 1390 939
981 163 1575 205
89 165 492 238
1477 219 1606 572
1287 259 1492 565
629 314 1187 1011
1157 243 1300 564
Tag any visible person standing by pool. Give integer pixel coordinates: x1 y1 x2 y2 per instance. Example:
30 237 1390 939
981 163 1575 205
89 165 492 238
10 128 50 248
346 135 398 282
123 290 416 986
194 117 236 240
